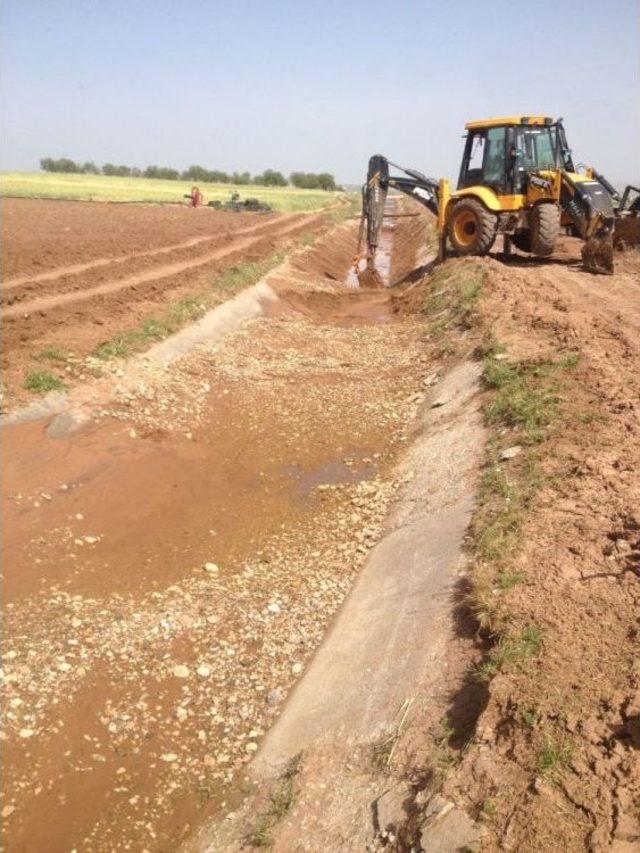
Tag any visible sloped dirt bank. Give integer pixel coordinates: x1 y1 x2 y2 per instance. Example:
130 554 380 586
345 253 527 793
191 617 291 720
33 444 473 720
383 246 640 852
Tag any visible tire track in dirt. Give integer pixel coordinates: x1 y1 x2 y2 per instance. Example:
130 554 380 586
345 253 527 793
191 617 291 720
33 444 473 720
0 215 312 316
3 215 322 318
1 214 303 293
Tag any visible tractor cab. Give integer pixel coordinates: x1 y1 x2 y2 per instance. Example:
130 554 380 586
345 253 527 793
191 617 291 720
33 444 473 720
457 116 575 195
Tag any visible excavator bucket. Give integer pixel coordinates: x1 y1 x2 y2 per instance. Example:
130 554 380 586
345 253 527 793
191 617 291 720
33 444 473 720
357 267 385 289
581 233 614 275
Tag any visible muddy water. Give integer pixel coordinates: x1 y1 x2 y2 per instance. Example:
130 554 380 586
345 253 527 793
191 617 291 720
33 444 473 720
1 205 427 852
346 214 395 289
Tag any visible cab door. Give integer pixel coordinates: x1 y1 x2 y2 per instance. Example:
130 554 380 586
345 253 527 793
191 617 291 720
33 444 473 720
458 126 507 191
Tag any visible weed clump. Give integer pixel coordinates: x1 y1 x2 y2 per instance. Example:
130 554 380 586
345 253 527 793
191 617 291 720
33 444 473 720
247 754 302 848
537 737 572 775
24 370 65 393
424 262 486 336
477 626 542 681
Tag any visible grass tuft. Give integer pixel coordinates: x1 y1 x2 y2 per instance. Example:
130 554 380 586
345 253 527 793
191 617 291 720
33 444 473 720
537 738 572 775
424 262 486 336
24 370 65 393
247 755 302 848
521 707 540 729
35 347 67 363
477 625 542 681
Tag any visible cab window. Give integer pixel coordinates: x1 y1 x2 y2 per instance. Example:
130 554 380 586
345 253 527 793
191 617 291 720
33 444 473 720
459 126 507 190
513 127 558 191
483 127 507 186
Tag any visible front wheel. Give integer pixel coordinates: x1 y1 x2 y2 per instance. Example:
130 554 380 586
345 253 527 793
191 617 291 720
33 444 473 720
530 203 560 257
448 199 498 255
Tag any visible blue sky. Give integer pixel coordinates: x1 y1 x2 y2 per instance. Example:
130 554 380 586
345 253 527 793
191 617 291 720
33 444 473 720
2 0 638 185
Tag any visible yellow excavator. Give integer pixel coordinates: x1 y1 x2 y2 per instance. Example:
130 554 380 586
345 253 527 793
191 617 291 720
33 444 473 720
356 116 639 283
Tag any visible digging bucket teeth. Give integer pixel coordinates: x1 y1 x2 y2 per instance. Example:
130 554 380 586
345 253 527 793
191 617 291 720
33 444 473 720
357 259 385 289
582 232 614 275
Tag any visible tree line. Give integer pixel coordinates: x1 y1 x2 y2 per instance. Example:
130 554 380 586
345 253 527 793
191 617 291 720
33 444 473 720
39 158 339 190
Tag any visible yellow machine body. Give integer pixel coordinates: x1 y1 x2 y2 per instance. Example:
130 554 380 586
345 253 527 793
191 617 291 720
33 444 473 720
359 116 633 279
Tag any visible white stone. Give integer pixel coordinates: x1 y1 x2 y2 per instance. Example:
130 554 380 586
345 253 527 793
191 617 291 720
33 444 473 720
173 665 190 679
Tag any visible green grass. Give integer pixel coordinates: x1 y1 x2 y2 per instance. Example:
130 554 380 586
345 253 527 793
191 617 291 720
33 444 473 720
247 755 301 848
1 172 345 213
35 347 67 363
94 252 285 361
424 262 486 337
483 356 560 444
521 707 540 728
537 738 572 774
24 370 65 393
478 626 542 681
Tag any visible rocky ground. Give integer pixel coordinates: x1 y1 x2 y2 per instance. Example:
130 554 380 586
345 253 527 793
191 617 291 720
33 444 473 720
4 200 638 852
2 211 435 851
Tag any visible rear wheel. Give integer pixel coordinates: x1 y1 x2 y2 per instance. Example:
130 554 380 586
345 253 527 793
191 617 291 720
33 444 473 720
448 199 497 255
530 203 560 257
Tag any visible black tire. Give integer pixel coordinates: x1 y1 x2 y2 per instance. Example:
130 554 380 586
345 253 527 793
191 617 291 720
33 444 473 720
530 204 560 257
448 199 497 255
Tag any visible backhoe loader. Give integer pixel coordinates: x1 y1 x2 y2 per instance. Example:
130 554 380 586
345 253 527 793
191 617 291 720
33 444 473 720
355 116 639 284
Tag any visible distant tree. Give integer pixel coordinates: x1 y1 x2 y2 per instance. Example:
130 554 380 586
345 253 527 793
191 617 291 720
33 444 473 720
81 161 100 174
254 169 287 187
57 158 81 173
316 172 336 191
182 165 212 182
209 170 230 183
289 171 336 191
290 171 319 189
40 157 82 173
143 166 180 180
130 167 142 178
232 171 252 185
102 163 119 176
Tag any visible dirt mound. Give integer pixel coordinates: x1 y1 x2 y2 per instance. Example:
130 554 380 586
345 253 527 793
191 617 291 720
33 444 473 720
423 252 640 850
614 215 640 249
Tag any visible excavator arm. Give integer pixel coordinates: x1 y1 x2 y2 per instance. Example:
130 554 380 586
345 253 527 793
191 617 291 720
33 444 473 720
356 154 440 286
